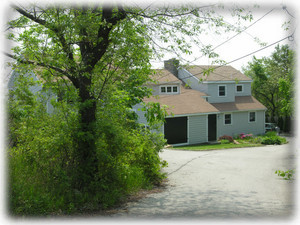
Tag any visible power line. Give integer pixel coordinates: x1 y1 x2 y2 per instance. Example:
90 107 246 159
153 32 294 86
188 8 275 64
212 8 274 51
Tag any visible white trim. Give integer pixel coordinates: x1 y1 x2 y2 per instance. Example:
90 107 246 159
215 108 266 113
159 85 180 94
235 84 244 93
166 112 220 118
224 113 232 125
202 80 252 84
218 85 227 97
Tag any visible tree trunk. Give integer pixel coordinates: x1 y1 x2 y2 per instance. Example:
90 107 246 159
74 81 98 191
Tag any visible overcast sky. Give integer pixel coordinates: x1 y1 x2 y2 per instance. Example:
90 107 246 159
151 0 297 71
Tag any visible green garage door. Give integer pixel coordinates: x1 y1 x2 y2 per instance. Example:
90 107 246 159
164 117 187 144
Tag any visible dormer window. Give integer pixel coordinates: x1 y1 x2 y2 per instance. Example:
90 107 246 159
160 85 179 94
218 85 226 97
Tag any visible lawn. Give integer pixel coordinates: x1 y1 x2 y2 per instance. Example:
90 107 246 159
170 142 263 151
169 132 287 151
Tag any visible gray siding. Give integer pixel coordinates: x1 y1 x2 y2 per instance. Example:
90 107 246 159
151 84 181 96
188 115 207 144
178 68 208 93
217 110 265 137
206 83 235 103
235 82 252 96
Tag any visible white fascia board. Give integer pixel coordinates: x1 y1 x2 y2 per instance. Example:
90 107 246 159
166 112 220 118
202 80 252 84
217 108 266 113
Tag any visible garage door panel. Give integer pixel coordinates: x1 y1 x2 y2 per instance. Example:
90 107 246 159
164 117 187 144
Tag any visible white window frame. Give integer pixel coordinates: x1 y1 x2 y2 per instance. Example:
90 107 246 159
160 85 179 94
236 84 244 93
224 113 232 125
249 111 256 123
218 85 226 97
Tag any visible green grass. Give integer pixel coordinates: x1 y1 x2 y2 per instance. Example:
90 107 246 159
170 142 263 151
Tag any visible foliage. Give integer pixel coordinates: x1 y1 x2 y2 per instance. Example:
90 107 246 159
8 74 167 215
220 139 230 144
239 133 253 140
218 135 234 143
243 45 295 127
275 169 295 180
260 136 287 145
6 2 255 216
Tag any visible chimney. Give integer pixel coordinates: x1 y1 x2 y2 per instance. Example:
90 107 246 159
164 58 179 77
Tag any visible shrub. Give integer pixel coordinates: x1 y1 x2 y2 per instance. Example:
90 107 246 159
239 133 253 140
264 131 277 137
220 139 231 144
218 135 234 143
8 86 167 215
261 136 287 145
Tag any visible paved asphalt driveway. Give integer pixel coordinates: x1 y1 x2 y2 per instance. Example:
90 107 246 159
113 139 297 219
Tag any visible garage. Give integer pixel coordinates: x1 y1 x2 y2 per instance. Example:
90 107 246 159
164 116 188 144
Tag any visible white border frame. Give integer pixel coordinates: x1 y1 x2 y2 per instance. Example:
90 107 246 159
218 85 227 97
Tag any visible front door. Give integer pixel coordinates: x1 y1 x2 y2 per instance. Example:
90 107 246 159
208 114 217 141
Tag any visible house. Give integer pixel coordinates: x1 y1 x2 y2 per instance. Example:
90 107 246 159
133 59 267 145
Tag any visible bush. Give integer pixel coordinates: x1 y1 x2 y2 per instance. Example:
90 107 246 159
239 133 253 140
218 135 234 143
261 136 287 145
8 85 167 215
264 131 277 137
220 139 230 144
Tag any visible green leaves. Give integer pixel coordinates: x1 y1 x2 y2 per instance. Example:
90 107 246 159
243 44 295 122
275 169 295 180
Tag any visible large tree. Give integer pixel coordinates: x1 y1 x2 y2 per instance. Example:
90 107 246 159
6 2 253 192
243 44 294 130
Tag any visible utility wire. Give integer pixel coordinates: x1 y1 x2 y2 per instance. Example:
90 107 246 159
212 8 274 51
188 8 275 65
153 32 294 86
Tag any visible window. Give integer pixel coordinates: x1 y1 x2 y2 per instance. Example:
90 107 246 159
236 84 243 93
218 85 226 97
160 85 179 94
224 114 232 125
249 112 256 122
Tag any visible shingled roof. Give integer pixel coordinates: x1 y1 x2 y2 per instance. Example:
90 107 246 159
144 87 219 115
149 69 182 84
211 96 267 112
183 65 252 82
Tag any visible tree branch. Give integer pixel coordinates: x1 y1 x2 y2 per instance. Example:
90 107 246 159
12 5 75 64
4 52 79 88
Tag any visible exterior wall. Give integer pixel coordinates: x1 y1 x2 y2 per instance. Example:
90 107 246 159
150 84 181 96
188 115 207 144
206 83 235 103
217 110 265 138
235 82 252 96
178 68 208 93
150 85 160 95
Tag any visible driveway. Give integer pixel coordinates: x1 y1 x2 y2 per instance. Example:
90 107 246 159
112 140 296 219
